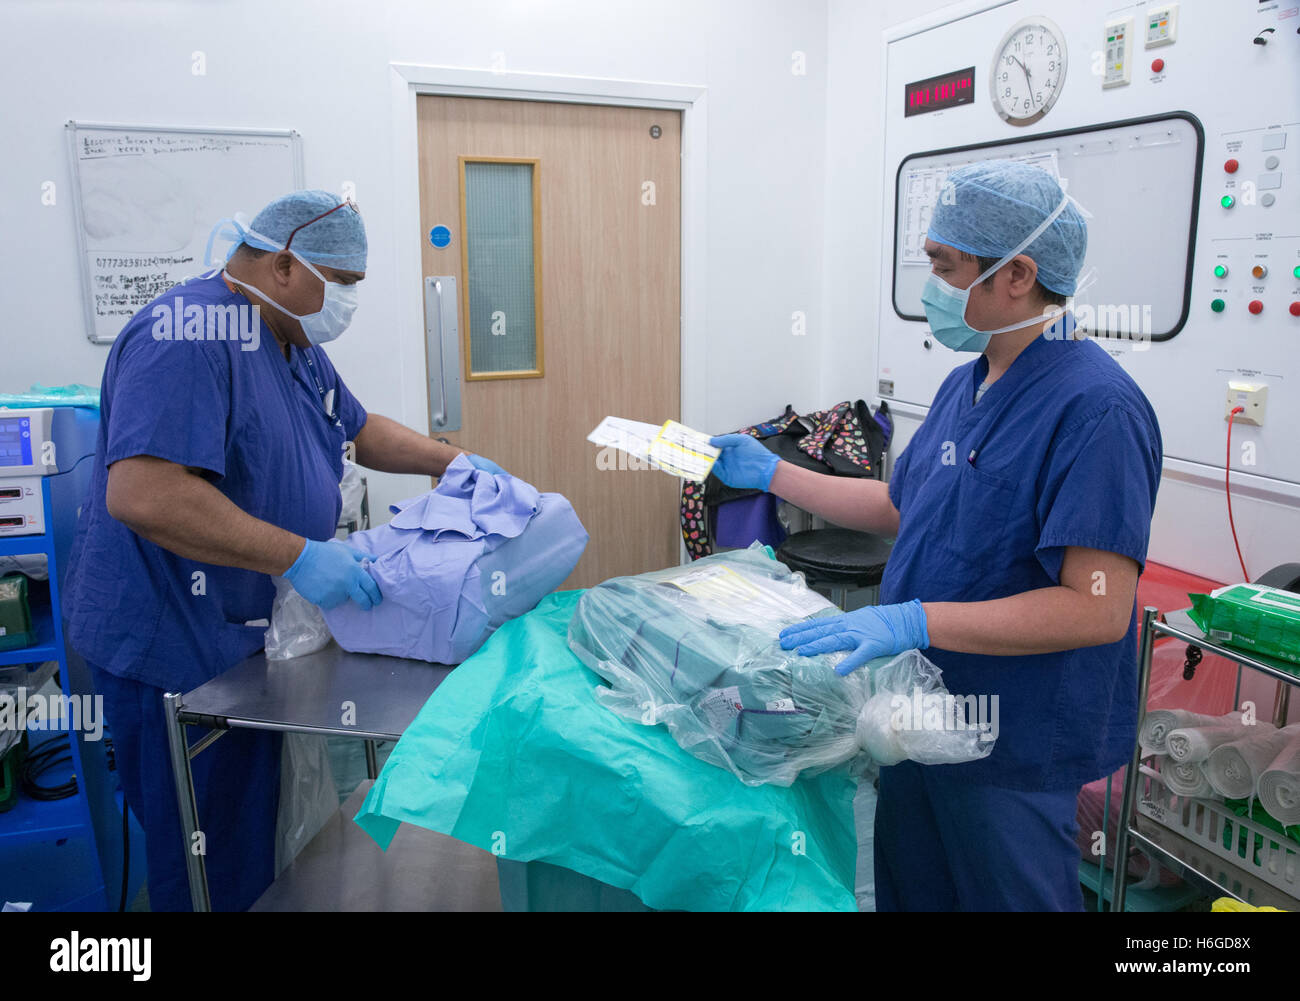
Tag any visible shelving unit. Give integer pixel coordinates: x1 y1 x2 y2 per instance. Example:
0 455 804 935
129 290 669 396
1111 606 1300 912
0 405 127 910
0 478 108 907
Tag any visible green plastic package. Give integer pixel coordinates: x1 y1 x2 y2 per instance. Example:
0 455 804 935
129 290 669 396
354 591 859 911
0 575 34 652
1188 584 1300 666
1221 797 1300 867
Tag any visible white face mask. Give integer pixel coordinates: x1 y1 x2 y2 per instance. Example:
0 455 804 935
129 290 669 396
297 261 359 345
225 254 359 346
208 215 359 346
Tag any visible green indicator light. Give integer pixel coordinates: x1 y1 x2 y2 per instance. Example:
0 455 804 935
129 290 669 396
1294 265 1300 279
1214 264 1227 278
1221 195 1235 208
1211 299 1226 312
1108 35 1115 41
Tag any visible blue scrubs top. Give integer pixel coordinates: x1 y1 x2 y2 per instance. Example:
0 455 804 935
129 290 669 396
881 320 1163 791
66 273 368 692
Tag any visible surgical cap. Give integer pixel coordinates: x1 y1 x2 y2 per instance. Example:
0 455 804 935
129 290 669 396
927 160 1087 295
243 189 368 272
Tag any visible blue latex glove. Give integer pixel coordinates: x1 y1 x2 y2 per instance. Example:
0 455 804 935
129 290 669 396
467 453 507 476
708 434 780 491
778 600 930 676
284 539 382 611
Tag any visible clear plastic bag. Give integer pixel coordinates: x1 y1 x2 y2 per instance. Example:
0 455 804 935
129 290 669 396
568 543 994 787
264 577 332 661
274 732 339 876
855 650 994 767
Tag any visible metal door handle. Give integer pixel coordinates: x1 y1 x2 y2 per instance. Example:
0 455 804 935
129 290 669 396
424 276 461 432
430 279 446 427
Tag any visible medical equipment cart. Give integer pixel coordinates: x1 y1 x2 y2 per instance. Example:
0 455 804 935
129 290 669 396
0 404 125 910
1111 607 1300 911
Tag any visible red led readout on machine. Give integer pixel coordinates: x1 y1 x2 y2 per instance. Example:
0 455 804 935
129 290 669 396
904 67 977 117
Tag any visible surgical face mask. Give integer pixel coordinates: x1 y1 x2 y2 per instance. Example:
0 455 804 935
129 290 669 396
298 261 359 345
207 214 360 346
921 191 1072 353
225 256 358 346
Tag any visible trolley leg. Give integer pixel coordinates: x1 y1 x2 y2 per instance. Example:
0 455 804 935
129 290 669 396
1271 682 1291 728
1111 606 1159 912
364 739 379 780
1097 773 1112 912
164 692 211 912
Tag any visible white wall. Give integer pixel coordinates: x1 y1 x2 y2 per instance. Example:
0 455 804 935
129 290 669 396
1 0 831 515
819 0 964 413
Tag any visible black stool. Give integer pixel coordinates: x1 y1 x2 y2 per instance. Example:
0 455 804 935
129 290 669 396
776 528 894 610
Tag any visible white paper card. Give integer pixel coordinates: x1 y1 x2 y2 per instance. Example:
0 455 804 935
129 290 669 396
587 417 720 482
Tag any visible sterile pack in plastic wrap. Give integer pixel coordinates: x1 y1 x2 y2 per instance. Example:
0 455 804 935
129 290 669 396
568 543 994 787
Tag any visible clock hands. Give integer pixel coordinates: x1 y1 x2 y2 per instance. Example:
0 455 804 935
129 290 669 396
993 20 1064 123
1011 53 1040 107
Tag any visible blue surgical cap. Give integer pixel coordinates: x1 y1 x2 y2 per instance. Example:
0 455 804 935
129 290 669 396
927 160 1087 295
244 189 368 272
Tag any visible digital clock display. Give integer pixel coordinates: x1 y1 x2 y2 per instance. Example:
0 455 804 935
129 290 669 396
904 67 976 117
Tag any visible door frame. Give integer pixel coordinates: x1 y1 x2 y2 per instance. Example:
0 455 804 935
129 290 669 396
388 63 707 437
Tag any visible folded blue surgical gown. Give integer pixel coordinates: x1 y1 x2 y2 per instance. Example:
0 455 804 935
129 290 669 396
323 455 588 664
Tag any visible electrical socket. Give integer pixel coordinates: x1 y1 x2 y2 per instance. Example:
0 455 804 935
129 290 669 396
1225 381 1267 426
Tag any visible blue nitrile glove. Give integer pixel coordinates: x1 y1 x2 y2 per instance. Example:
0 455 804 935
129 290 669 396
467 453 507 476
778 599 930 676
284 539 382 611
708 434 780 491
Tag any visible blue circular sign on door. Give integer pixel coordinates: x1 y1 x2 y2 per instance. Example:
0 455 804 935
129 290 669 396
429 225 452 248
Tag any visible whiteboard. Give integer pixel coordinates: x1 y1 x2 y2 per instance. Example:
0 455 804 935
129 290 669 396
66 122 304 343
892 113 1203 341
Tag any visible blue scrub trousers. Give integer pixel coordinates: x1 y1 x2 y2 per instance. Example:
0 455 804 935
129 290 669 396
91 663 281 912
874 760 1083 911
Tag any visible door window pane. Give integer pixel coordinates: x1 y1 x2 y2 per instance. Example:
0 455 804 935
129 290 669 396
462 159 542 377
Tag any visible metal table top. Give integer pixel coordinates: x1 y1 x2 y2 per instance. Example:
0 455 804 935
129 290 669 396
178 641 454 740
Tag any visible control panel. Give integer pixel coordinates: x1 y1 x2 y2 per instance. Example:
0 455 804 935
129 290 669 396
0 408 57 537
878 0 1300 580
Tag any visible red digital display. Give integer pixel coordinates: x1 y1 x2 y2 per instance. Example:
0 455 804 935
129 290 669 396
904 66 976 117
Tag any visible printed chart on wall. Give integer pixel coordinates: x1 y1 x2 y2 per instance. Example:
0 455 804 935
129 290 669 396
66 122 303 342
892 115 1201 329
899 150 1059 265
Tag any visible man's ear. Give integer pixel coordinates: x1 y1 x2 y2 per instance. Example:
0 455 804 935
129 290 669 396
271 250 295 287
1006 254 1040 299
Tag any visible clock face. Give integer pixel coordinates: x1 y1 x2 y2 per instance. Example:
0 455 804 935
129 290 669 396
990 17 1067 126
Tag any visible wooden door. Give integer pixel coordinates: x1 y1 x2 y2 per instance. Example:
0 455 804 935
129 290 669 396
417 96 682 588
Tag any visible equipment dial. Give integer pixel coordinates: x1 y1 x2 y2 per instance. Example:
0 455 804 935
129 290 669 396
990 17 1067 126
